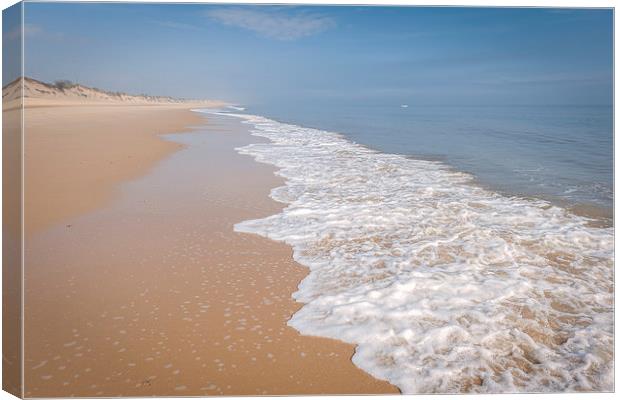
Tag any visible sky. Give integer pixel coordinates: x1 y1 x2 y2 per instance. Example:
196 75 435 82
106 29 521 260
3 2 614 106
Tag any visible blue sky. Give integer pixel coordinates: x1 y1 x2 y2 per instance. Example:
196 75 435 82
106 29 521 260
5 3 614 106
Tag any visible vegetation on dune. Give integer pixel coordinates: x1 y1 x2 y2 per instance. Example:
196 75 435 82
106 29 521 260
52 79 78 90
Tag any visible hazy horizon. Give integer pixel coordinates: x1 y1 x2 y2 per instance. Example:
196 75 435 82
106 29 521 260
3 3 614 106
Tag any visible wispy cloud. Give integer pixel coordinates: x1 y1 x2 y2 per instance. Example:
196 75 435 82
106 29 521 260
207 8 335 40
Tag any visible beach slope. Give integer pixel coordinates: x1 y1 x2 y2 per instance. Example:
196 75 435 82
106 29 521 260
13 79 398 395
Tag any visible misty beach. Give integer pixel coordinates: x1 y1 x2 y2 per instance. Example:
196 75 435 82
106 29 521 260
3 2 614 397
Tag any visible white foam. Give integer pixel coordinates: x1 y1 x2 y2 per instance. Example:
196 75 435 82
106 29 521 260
218 112 612 393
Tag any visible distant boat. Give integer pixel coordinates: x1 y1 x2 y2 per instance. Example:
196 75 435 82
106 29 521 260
400 104 409 108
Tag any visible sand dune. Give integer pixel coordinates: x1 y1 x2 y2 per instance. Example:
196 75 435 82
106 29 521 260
3 77 226 110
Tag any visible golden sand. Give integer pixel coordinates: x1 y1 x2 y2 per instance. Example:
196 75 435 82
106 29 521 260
3 108 22 397
21 105 398 396
24 104 208 234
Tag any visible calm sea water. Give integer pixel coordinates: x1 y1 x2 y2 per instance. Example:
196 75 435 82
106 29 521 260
245 104 613 211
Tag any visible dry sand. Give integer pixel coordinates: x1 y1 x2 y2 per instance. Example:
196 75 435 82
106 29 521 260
21 105 398 396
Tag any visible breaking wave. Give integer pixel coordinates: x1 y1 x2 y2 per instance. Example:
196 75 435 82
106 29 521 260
224 113 613 393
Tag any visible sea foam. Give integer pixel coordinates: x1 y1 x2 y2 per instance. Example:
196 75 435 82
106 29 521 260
213 112 613 393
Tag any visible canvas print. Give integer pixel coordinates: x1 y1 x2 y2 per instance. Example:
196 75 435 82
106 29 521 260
1 1 614 397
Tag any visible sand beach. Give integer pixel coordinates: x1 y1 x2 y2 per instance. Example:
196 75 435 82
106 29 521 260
15 79 398 396
3 3 614 396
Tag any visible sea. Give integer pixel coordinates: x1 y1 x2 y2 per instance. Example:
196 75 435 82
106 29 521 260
248 104 613 214
196 103 614 393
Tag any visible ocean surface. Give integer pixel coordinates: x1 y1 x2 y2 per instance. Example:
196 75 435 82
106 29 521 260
246 104 614 213
195 107 614 394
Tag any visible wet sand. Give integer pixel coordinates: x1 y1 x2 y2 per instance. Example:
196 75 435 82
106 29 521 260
3 108 23 397
24 104 211 235
24 111 398 396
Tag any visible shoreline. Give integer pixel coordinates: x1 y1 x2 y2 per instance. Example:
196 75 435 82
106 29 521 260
24 108 398 396
225 111 613 393
19 103 613 395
